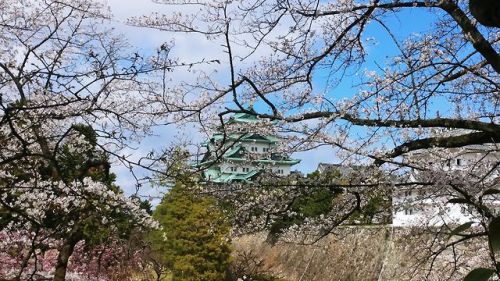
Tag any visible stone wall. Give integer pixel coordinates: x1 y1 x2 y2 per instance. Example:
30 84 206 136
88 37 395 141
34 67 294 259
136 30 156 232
232 226 491 281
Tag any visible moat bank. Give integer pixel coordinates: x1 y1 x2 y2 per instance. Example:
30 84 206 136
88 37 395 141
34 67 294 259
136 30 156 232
233 226 490 281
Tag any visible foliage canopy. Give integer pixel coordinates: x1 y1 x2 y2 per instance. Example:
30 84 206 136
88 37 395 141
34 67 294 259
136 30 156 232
148 179 232 281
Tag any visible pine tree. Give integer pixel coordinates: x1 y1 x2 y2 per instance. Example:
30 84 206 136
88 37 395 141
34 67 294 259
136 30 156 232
148 179 232 281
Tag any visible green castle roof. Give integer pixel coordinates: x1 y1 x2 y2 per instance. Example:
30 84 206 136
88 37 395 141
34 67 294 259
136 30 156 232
204 133 279 145
210 170 260 183
195 150 301 167
226 108 277 125
223 146 243 158
231 112 258 121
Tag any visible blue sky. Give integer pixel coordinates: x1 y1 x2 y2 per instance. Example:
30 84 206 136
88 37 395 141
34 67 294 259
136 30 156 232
104 0 444 196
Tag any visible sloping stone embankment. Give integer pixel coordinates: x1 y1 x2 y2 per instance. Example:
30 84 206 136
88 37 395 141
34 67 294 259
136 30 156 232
233 226 490 281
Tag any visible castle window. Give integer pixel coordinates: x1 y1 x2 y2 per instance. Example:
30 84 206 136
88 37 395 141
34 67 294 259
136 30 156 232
230 167 237 172
404 208 413 215
243 167 249 172
456 158 462 166
251 147 258 152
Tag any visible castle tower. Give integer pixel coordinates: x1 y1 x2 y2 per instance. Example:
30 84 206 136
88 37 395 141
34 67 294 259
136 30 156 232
197 111 300 183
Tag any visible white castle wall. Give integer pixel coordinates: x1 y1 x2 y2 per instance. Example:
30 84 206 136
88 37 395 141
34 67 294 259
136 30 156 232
393 148 499 227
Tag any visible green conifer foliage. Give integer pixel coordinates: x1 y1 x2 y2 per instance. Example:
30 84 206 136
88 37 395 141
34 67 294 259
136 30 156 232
149 179 232 281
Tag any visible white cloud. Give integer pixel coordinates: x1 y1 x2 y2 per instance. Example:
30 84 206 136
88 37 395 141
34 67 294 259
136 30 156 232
103 0 334 196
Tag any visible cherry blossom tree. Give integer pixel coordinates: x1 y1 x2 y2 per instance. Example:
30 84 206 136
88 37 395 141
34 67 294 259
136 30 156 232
132 0 499 278
0 0 175 279
0 231 146 280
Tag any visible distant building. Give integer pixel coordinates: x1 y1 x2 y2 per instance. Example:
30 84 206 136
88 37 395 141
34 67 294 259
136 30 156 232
196 111 300 183
392 144 500 227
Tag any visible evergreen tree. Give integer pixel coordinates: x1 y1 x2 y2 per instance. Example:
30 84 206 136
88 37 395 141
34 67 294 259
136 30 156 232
148 179 232 281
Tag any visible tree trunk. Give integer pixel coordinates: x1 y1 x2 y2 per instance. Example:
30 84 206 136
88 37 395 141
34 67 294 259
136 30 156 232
53 235 80 281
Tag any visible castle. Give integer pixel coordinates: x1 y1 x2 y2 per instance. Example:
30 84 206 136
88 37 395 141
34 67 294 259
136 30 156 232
197 111 300 183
